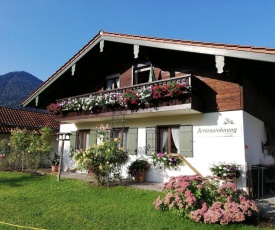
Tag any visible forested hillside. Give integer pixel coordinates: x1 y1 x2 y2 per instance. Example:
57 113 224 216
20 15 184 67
0 71 43 108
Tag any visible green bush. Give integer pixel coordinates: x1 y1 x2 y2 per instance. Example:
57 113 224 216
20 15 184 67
0 127 54 171
74 137 128 186
153 175 258 225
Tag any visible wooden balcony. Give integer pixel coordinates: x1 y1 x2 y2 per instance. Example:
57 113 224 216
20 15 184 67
54 75 204 122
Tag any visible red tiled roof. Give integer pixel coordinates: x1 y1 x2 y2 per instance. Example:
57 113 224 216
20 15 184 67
0 107 60 134
100 31 275 54
21 30 275 107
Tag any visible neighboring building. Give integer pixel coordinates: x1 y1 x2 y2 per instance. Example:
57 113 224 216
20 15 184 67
21 30 275 190
0 106 60 160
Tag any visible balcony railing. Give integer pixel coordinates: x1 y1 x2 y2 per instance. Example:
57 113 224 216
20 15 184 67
49 75 195 117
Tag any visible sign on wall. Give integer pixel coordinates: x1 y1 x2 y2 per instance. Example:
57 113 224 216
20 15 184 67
194 124 242 137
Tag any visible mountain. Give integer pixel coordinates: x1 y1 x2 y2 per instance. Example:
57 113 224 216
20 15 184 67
0 71 43 109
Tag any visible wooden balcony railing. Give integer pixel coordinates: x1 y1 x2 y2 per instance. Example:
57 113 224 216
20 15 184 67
57 75 191 101
52 75 203 119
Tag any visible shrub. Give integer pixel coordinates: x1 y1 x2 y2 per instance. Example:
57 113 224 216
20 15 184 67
153 175 258 225
73 126 128 186
1 127 54 171
0 139 11 170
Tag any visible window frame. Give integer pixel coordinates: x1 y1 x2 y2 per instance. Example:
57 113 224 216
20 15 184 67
132 62 151 85
157 125 180 155
111 128 129 151
76 129 90 150
106 73 120 90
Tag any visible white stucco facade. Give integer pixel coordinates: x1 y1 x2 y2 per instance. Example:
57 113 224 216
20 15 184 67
58 110 273 190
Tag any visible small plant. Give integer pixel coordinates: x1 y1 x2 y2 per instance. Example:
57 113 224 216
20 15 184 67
128 159 150 177
51 153 60 166
152 152 183 169
209 162 241 180
46 103 61 114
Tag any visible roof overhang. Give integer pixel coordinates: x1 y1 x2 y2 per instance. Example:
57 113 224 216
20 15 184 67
21 30 275 108
101 35 275 63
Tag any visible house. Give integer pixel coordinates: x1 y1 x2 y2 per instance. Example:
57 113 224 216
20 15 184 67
0 106 60 163
21 30 275 191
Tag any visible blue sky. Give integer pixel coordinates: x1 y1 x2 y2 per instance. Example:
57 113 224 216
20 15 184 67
1 0 275 81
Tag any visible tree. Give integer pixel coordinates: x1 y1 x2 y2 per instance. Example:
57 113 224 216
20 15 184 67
7 127 55 171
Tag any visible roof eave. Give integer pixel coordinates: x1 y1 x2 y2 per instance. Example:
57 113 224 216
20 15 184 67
102 35 275 63
21 32 275 108
21 36 102 107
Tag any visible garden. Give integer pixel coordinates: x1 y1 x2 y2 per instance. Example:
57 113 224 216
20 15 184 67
0 126 274 228
0 171 272 230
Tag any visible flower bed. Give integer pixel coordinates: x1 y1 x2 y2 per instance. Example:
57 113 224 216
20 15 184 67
153 175 258 225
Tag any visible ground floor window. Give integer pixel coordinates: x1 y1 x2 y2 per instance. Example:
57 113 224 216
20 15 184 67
76 130 90 150
111 128 128 151
146 125 193 157
157 126 180 154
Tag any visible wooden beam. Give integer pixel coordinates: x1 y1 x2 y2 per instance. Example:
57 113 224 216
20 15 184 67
177 155 203 177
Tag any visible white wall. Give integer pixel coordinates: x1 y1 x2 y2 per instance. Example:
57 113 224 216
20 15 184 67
58 123 77 171
243 111 275 166
60 110 250 189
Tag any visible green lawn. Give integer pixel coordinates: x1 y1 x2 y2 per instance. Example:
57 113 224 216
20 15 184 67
0 171 264 230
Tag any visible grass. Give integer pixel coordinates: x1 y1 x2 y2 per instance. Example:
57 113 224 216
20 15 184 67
0 171 267 230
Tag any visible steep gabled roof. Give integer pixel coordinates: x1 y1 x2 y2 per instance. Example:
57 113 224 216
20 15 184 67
0 107 60 134
21 30 275 108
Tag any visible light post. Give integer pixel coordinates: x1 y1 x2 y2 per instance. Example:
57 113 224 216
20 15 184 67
56 132 71 182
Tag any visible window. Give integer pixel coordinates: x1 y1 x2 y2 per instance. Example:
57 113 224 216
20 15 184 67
157 126 180 154
76 130 90 150
106 74 120 90
146 126 193 157
111 128 128 151
133 63 154 85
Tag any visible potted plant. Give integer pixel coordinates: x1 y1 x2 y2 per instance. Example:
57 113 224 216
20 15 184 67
152 152 183 169
51 153 60 172
128 159 150 182
209 161 241 180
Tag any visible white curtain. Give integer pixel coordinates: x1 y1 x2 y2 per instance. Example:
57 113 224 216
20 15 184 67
171 128 180 153
122 130 127 151
116 77 120 88
106 79 113 90
160 129 168 153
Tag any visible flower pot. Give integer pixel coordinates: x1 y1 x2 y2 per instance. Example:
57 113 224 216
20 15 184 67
135 170 145 183
52 165 59 172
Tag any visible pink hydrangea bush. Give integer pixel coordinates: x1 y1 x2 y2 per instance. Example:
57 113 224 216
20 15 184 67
153 175 258 225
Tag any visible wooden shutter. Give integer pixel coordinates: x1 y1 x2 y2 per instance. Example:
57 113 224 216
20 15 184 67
105 129 111 141
89 129 97 146
179 125 193 157
70 131 77 149
127 128 137 155
146 127 156 155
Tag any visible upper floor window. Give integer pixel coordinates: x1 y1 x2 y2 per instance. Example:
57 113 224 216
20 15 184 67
133 63 155 85
106 73 120 90
76 130 90 150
